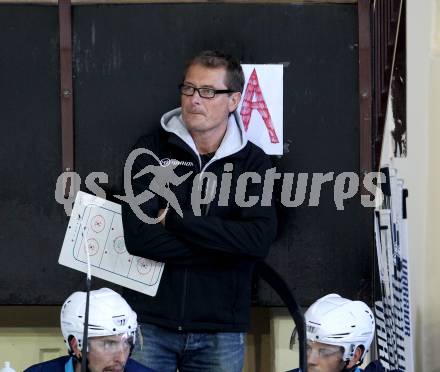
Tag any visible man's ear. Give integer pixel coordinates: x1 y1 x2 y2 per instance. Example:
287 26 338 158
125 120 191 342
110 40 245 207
69 337 82 359
228 92 242 113
346 346 363 369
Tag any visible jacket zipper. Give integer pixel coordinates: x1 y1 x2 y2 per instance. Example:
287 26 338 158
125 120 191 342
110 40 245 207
178 155 200 331
178 269 188 331
177 149 218 329
200 157 218 216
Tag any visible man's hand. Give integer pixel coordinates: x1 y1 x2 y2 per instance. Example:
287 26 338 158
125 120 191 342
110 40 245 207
158 208 167 226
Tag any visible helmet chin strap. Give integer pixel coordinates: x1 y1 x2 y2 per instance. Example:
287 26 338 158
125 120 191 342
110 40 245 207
72 354 91 372
340 361 354 372
341 366 356 372
340 358 362 372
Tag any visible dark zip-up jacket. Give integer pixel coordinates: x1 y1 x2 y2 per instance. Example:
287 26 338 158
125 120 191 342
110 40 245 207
122 108 277 332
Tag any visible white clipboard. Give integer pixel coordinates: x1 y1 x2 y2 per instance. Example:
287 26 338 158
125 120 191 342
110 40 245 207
59 191 164 296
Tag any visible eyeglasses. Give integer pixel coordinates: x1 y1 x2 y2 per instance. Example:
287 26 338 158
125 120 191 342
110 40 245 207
179 84 234 99
306 342 342 358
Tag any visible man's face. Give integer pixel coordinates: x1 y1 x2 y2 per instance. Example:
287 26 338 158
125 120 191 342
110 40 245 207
181 63 241 138
86 334 131 372
306 341 345 372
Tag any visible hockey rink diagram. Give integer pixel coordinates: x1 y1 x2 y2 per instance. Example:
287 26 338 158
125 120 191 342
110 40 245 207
59 191 164 296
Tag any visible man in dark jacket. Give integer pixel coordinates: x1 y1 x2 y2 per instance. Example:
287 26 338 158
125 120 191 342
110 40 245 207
121 50 277 371
25 288 155 372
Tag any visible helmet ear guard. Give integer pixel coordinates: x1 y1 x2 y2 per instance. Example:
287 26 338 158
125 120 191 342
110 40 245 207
304 294 375 363
61 288 138 353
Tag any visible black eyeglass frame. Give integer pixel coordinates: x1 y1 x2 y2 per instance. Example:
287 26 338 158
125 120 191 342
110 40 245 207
179 83 235 99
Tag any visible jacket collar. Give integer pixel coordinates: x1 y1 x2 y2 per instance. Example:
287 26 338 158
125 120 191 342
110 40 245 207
160 108 248 165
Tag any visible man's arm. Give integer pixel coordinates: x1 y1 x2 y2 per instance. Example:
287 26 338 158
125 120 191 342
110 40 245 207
122 199 232 265
164 156 278 260
122 135 239 265
165 201 277 260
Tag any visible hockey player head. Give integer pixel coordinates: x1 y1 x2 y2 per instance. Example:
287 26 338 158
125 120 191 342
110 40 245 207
305 294 375 372
61 288 138 372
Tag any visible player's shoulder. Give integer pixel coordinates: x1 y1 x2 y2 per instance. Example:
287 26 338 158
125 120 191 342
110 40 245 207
245 140 269 158
24 355 70 371
361 360 391 372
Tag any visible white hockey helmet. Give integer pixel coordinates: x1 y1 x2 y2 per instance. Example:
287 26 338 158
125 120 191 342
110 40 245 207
61 288 138 352
305 294 375 362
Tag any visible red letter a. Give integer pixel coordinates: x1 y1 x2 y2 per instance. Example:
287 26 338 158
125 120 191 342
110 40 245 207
240 68 279 144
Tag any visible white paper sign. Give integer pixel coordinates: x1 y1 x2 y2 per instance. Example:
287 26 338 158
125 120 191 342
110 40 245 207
238 64 283 155
59 191 164 296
